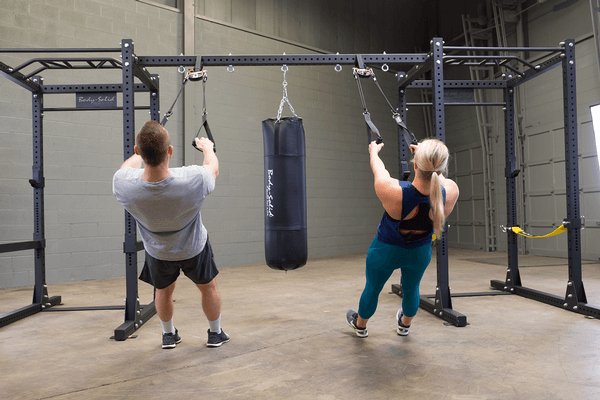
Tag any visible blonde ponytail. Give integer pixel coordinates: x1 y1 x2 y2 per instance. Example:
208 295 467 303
429 172 445 237
412 138 449 237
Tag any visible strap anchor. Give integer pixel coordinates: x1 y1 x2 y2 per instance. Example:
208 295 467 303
352 54 419 148
162 57 204 126
186 68 207 82
353 55 382 144
352 66 374 78
501 221 571 238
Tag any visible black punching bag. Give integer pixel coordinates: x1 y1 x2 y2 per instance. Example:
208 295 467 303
262 117 307 270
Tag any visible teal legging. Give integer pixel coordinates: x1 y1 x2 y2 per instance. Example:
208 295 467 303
358 237 432 320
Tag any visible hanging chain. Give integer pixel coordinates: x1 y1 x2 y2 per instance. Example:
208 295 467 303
276 65 298 121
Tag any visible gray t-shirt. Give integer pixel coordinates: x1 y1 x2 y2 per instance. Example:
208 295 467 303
112 165 215 261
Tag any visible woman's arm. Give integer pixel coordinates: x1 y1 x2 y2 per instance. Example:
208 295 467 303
441 177 460 218
369 141 403 218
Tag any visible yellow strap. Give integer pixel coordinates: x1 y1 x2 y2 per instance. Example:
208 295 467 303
506 224 568 239
432 233 437 241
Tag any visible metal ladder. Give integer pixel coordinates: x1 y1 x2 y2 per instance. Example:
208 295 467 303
592 0 600 77
420 89 433 138
460 0 516 252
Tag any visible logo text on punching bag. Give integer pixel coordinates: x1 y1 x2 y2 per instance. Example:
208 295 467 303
266 169 274 217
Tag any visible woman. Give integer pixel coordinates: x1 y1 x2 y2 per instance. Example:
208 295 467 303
346 138 459 338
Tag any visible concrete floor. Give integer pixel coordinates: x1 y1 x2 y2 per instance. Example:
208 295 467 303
2 248 600 400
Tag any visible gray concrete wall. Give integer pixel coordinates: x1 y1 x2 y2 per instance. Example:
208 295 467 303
0 0 405 288
1 0 598 291
492 0 600 260
194 0 431 53
191 17 400 266
1 0 182 288
431 0 600 261
517 45 600 258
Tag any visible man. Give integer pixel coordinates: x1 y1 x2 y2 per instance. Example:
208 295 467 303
113 120 229 349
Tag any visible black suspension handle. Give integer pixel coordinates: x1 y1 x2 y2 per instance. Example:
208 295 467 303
192 140 216 153
368 132 384 145
192 116 216 153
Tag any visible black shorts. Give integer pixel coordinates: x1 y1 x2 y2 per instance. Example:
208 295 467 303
139 238 219 289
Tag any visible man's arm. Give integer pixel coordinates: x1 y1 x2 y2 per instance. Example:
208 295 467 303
120 153 143 169
194 137 219 178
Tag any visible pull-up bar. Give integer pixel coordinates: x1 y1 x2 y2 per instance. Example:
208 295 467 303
137 53 429 67
444 45 564 52
0 47 121 53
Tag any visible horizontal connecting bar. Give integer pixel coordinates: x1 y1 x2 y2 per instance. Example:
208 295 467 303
391 283 467 327
489 281 600 319
507 53 563 87
445 45 563 52
137 53 429 67
43 106 150 112
447 55 523 60
0 47 121 53
407 79 507 88
408 102 506 107
437 291 513 298
0 61 41 93
0 240 43 253
397 58 433 88
42 83 150 93
44 305 124 311
0 304 42 328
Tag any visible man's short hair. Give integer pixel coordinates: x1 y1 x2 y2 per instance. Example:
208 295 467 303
136 121 170 166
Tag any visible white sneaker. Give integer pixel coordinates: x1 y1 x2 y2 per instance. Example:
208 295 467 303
396 309 410 336
346 309 368 338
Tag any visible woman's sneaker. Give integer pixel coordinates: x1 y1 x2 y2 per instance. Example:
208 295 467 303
396 309 410 336
346 309 368 338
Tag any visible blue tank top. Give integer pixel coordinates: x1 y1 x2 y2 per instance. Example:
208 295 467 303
376 181 446 248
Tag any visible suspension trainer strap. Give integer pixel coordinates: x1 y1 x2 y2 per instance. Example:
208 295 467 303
161 76 188 126
362 111 380 141
371 74 396 114
353 54 419 147
370 68 418 148
163 56 204 126
192 73 216 153
395 114 418 147
501 223 568 238
354 55 383 144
